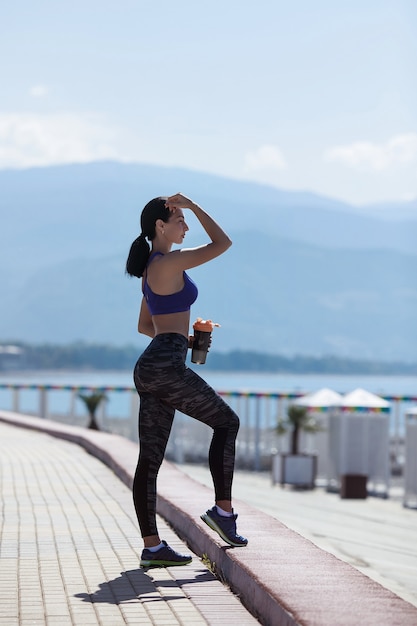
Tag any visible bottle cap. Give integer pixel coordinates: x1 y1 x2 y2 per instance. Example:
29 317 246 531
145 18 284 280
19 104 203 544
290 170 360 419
193 317 220 332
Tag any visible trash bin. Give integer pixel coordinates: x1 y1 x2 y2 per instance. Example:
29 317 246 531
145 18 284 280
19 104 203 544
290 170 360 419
340 474 368 499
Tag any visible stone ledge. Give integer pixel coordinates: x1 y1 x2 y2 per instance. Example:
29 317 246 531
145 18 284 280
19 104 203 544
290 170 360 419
1 411 417 626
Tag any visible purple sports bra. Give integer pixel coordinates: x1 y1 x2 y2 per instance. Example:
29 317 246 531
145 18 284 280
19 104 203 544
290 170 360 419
143 252 198 316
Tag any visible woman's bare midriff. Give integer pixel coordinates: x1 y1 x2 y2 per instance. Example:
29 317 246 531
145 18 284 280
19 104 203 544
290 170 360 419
152 310 191 340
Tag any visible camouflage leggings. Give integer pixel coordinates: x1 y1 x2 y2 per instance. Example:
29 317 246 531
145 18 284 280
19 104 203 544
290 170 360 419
133 333 240 538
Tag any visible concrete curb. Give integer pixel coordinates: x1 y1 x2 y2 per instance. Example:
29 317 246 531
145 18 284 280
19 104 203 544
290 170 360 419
2 411 417 626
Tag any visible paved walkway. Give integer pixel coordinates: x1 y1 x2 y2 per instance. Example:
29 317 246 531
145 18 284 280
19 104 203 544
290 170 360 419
0 421 259 626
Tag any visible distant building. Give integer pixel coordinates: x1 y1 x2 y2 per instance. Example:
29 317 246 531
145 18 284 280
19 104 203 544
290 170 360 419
0 345 24 370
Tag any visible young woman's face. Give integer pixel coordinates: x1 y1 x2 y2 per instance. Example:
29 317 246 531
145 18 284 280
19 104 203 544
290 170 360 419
165 209 189 244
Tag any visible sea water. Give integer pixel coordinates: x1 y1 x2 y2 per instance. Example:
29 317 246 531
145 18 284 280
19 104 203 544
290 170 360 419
1 368 416 395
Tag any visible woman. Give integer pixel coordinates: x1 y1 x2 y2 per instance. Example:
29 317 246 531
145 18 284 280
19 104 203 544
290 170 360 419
126 193 247 568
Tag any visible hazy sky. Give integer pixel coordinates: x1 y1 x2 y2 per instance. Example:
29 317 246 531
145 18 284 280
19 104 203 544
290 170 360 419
1 0 416 206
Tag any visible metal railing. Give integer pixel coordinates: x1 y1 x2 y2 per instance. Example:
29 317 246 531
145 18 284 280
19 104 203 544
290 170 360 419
1 383 416 473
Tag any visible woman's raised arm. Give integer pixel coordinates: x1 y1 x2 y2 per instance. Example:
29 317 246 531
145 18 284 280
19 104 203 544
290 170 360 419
165 193 232 270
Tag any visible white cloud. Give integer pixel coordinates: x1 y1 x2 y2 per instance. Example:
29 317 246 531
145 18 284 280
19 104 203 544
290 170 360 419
324 133 417 171
0 112 123 168
30 85 48 98
244 144 287 173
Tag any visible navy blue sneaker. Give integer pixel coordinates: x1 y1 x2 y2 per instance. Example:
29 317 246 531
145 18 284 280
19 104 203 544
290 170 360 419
201 506 248 547
140 540 192 567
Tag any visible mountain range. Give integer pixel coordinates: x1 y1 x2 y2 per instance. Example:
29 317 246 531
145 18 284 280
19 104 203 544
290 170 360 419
1 161 416 361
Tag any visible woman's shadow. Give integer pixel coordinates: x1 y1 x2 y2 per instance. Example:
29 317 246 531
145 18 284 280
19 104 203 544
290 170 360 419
74 567 216 605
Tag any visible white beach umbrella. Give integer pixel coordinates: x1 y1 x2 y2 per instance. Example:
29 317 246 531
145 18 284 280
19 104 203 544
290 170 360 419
341 388 390 409
295 387 343 408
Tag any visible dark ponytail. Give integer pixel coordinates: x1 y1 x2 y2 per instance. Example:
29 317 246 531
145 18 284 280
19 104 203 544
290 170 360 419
125 197 170 278
125 234 150 278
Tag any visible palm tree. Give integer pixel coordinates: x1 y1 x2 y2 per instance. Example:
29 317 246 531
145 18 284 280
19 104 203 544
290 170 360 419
276 404 322 455
77 391 107 430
